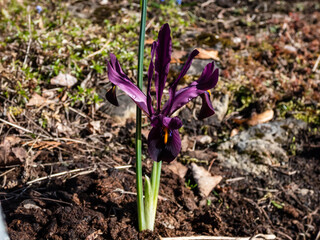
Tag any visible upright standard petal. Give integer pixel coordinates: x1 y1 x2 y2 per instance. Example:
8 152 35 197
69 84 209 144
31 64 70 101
198 92 215 120
107 54 149 116
148 126 181 162
147 42 157 115
154 23 172 111
167 62 219 116
163 49 199 115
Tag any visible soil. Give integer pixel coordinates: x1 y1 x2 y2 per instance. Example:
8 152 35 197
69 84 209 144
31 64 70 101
1 130 319 240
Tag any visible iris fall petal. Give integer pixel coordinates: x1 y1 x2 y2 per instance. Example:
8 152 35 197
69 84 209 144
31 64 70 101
148 126 181 163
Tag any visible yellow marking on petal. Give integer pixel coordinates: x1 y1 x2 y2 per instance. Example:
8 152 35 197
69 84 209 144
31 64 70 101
163 127 169 144
112 85 116 93
207 90 211 97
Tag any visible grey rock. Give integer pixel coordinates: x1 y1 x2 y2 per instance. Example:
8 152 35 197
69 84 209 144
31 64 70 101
0 205 9 240
217 118 307 175
98 88 136 122
187 59 213 76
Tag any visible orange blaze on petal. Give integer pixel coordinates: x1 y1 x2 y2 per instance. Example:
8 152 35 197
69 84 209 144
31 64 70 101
163 127 169 144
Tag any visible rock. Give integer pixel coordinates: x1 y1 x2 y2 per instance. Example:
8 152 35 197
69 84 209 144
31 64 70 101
203 94 229 125
196 135 212 145
0 205 9 240
98 88 136 123
217 118 307 175
186 59 212 76
191 163 222 197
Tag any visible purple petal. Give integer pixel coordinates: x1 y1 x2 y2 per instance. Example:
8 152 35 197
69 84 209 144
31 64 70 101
154 23 172 111
167 62 219 116
198 92 215 120
105 84 119 106
162 116 183 129
163 49 199 115
107 54 149 116
147 42 157 115
148 126 181 162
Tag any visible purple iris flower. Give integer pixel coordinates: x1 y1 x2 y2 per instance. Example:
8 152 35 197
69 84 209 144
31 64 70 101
106 23 219 162
36 5 42 14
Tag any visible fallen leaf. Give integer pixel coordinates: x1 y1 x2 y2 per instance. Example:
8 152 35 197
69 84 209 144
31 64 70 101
191 163 222 197
170 50 187 64
181 135 194 152
283 45 297 55
247 109 274 126
145 38 154 45
167 161 188 179
26 93 55 107
88 121 101 134
55 123 75 136
230 128 239 137
195 48 220 61
50 72 77 87
12 147 27 162
233 109 274 126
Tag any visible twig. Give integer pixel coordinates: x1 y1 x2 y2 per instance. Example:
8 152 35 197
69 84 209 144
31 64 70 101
23 12 32 67
85 40 110 59
244 197 273 225
0 168 15 178
160 234 276 240
201 0 215 8
0 118 47 138
226 177 245 183
26 167 88 185
312 55 320 72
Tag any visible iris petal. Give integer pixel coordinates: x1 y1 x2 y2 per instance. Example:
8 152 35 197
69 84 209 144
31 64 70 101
163 49 199 115
105 84 119 106
147 42 157 115
167 62 219 116
198 92 215 120
107 53 149 116
154 23 172 111
148 126 181 163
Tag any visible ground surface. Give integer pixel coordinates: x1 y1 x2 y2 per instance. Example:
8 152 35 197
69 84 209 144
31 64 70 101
0 0 319 239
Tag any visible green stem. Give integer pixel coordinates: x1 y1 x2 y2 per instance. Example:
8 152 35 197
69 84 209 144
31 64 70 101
144 160 162 230
136 0 148 232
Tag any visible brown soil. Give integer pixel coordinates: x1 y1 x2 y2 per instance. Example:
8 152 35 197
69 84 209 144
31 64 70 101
2 131 319 240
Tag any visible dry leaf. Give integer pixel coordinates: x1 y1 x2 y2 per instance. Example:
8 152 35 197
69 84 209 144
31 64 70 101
12 147 27 162
234 109 274 126
170 50 187 64
181 135 194 152
167 161 188 179
230 128 239 137
145 38 154 45
247 109 274 126
195 48 220 61
26 93 55 107
88 121 101 134
191 163 222 197
56 123 75 136
50 72 77 87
